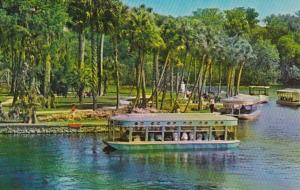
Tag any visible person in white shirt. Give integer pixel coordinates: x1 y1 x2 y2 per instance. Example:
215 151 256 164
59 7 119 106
181 132 188 141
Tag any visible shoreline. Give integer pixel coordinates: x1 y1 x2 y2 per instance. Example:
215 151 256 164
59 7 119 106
0 123 108 134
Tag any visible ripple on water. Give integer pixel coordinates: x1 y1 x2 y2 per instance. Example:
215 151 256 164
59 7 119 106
1 100 300 189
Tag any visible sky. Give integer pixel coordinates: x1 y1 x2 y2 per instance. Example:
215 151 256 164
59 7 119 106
122 0 300 21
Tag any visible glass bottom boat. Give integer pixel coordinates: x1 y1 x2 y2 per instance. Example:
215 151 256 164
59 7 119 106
277 89 300 107
221 94 261 120
103 113 239 151
249 86 270 103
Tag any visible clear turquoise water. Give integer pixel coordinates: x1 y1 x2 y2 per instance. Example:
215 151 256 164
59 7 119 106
1 100 300 189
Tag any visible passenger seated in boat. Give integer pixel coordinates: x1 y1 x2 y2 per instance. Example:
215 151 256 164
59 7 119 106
189 133 194 140
149 133 155 141
155 134 162 141
196 133 203 141
203 133 209 141
133 135 141 142
181 132 188 141
120 130 129 141
240 105 251 114
173 132 179 141
164 133 173 141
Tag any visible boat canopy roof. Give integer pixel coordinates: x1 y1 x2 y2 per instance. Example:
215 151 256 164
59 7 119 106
277 88 300 94
221 94 260 105
110 113 238 127
249 86 270 89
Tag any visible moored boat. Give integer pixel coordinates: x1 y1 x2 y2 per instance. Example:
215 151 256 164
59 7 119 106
248 86 270 103
221 94 261 120
104 113 239 151
277 89 300 107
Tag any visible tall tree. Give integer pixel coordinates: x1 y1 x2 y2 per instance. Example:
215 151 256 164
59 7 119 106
127 5 164 108
67 0 89 104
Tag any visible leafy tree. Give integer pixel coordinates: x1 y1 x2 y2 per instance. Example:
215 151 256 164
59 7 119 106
244 39 280 85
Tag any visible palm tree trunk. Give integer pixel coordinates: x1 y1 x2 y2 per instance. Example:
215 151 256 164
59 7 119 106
113 40 120 109
155 51 159 109
133 58 141 108
97 33 104 96
218 63 222 96
91 30 97 111
148 50 170 102
230 67 236 97
186 56 193 88
12 51 22 106
170 60 174 107
208 61 213 93
235 62 245 95
226 67 232 97
78 31 85 104
151 50 156 107
44 53 51 108
160 69 168 110
172 55 193 112
183 55 206 113
103 75 108 95
10 49 17 95
141 57 147 108
198 56 211 110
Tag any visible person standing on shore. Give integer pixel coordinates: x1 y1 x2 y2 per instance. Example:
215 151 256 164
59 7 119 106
71 104 76 118
209 97 215 113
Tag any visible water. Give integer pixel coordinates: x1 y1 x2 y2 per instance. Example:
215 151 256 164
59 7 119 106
1 100 300 189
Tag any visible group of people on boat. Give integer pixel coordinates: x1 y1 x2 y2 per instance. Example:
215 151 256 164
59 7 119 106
120 129 228 142
279 96 294 102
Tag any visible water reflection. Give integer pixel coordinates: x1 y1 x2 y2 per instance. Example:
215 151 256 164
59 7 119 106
2 95 300 189
106 150 238 189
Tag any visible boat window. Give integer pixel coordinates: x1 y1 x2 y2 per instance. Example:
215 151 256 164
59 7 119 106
226 126 236 140
196 131 209 141
211 126 226 140
147 127 163 141
195 127 210 141
164 126 178 141
132 127 146 142
118 127 130 142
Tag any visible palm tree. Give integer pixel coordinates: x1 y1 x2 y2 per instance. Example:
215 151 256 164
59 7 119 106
127 5 164 108
103 0 128 109
87 0 105 110
234 38 255 95
67 0 89 104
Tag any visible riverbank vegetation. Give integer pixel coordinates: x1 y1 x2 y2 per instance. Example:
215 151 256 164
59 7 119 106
1 1 300 123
